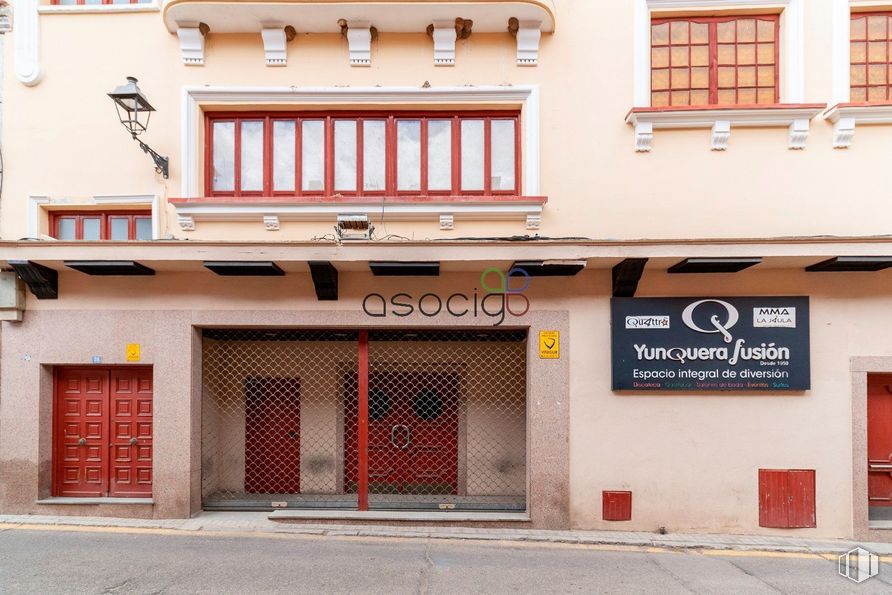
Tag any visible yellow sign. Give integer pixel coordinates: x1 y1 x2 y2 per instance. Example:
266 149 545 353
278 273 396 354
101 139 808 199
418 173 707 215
126 343 141 362
539 331 560 359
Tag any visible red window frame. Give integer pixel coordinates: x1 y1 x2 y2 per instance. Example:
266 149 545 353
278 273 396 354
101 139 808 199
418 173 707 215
204 111 522 199
651 15 781 107
849 12 892 103
50 211 152 241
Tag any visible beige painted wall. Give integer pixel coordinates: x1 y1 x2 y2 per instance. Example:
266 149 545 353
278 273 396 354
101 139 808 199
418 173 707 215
2 1 891 242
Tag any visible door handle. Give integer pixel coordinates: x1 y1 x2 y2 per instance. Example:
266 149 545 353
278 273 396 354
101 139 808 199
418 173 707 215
391 424 411 450
869 463 892 470
78 437 87 446
129 437 138 446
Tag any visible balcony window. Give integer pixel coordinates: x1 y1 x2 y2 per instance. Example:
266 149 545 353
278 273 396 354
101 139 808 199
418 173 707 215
651 15 779 107
205 112 521 198
52 212 152 240
850 13 892 102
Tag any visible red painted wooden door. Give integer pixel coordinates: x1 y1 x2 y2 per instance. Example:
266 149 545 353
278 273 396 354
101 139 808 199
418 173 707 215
109 369 154 497
54 367 153 498
347 373 459 494
55 368 109 497
868 375 892 506
758 469 816 528
244 377 301 494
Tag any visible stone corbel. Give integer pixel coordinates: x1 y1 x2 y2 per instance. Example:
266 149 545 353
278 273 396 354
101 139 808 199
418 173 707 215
176 22 209 66
427 20 457 66
178 214 196 232
261 25 296 67
439 214 454 231
525 214 542 230
14 0 42 86
711 121 731 151
832 117 856 149
634 122 654 153
509 18 541 67
263 215 281 231
788 118 810 150
340 20 376 67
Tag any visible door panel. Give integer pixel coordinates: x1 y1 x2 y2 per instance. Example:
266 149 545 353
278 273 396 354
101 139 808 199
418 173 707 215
54 367 153 498
868 375 892 506
54 368 109 497
108 369 154 497
244 377 301 494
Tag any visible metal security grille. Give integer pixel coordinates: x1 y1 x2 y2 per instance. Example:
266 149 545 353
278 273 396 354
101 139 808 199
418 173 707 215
201 329 526 512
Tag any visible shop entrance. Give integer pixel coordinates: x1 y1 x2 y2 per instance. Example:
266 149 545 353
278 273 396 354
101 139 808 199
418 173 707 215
201 329 527 512
868 374 892 519
53 367 153 498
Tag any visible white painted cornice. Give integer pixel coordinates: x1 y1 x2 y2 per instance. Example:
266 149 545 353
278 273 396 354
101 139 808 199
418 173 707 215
823 103 892 148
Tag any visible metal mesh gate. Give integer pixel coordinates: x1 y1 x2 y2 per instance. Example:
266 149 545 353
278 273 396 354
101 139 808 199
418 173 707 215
201 328 527 512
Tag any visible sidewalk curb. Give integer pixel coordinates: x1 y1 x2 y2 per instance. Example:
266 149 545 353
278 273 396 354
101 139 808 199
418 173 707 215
1 514 890 557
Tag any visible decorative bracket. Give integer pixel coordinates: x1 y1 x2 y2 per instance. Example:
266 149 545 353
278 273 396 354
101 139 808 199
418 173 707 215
178 214 196 232
509 18 541 66
832 117 856 149
525 214 542 230
263 215 281 231
439 214 454 230
428 20 457 66
262 25 296 67
342 20 374 66
711 121 731 151
788 118 810 150
176 22 209 66
14 0 42 85
634 122 654 153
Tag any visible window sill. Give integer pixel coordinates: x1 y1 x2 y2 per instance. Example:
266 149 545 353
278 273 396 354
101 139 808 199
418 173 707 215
169 195 547 232
36 497 154 505
38 3 160 14
823 102 892 148
625 103 827 152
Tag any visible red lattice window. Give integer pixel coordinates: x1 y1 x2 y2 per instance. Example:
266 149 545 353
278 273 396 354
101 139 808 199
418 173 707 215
51 212 152 241
651 15 780 107
205 112 521 198
850 13 892 102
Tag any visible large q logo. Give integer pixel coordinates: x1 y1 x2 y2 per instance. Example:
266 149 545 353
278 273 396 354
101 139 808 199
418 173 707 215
681 299 739 344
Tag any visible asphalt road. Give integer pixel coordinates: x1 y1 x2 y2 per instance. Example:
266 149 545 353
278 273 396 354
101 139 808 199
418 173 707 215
0 527 889 594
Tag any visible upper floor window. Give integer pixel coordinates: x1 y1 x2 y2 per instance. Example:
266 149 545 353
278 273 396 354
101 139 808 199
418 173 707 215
651 15 779 107
52 212 152 240
850 13 892 102
206 112 521 198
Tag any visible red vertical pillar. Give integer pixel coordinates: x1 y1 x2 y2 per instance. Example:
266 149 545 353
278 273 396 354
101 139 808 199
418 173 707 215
358 329 369 511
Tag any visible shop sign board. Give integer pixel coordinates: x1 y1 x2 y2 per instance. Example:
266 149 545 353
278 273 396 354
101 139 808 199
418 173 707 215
611 297 810 391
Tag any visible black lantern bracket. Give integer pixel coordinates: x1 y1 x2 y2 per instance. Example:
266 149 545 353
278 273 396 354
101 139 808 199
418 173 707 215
134 136 170 179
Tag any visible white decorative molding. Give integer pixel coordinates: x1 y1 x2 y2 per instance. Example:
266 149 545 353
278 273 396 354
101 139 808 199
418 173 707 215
514 20 542 66
431 20 457 66
823 104 892 148
346 21 372 66
525 214 542 230
176 24 207 66
263 215 281 231
38 2 160 14
626 105 826 151
635 0 804 106
178 214 196 232
261 26 292 67
439 214 454 230
711 121 731 151
831 1 889 104
93 194 162 239
14 0 42 86
181 85 541 199
788 118 810 150
27 196 50 239
634 122 654 152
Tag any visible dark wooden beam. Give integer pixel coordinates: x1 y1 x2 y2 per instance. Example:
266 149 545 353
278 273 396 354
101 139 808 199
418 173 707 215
8 260 58 299
612 258 648 298
308 261 338 301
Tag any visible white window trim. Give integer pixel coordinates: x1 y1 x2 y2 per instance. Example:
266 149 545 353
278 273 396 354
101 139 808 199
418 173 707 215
633 0 805 107
179 85 542 231
28 195 161 240
38 2 160 15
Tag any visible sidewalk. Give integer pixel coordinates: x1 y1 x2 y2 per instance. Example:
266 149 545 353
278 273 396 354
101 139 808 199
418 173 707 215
1 511 891 556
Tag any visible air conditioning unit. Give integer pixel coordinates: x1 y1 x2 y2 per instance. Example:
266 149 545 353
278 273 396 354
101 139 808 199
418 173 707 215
0 4 12 34
0 271 25 322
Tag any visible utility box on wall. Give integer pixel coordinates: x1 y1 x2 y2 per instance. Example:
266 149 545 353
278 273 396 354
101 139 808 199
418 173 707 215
0 271 25 321
603 490 632 521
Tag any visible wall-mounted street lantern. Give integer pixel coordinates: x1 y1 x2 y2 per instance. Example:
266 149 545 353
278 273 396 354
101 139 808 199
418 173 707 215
108 76 169 179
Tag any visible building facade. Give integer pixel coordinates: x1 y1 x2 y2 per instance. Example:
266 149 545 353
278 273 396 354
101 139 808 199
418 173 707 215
1 0 892 540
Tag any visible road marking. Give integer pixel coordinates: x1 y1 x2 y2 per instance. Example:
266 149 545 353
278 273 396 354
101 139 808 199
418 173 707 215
1 523 886 562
